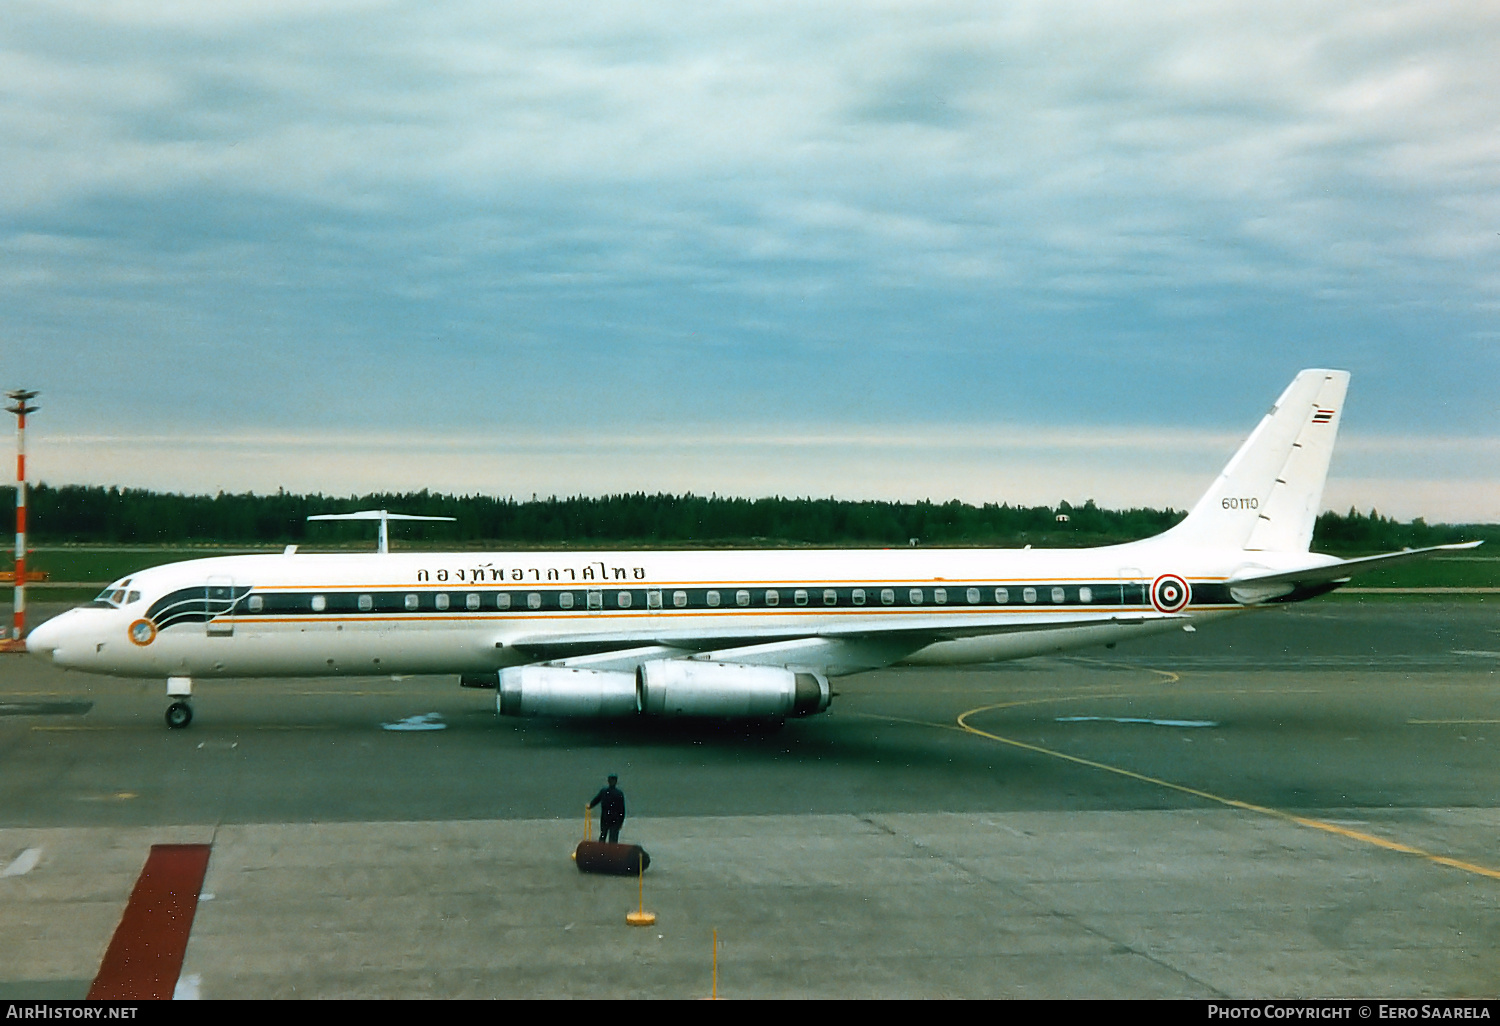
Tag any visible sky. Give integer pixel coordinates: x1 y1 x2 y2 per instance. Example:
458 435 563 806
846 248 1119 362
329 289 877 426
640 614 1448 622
2 1 1497 521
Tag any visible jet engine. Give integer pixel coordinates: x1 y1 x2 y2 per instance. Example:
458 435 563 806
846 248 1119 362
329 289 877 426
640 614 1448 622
495 661 834 718
497 666 638 718
636 660 831 718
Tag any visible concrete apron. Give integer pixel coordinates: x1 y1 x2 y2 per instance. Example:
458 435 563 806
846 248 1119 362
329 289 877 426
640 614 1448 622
3 809 1498 999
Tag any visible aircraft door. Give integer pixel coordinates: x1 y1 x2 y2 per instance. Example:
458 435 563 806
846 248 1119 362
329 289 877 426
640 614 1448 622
1118 567 1145 607
205 575 237 637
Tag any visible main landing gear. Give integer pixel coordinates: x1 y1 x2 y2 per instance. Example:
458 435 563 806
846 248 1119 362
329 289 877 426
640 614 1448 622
165 676 193 729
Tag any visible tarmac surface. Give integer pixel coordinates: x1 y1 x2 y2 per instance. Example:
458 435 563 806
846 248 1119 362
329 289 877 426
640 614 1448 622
1 598 1497 998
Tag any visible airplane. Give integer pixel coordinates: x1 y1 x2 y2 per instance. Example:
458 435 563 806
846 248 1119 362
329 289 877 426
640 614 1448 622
24 369 1479 729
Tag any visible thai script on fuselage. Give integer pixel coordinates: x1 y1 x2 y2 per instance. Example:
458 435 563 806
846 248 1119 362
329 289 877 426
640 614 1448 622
416 561 649 584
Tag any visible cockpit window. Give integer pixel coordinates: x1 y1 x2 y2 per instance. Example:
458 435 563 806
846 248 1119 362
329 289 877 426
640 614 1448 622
93 579 140 609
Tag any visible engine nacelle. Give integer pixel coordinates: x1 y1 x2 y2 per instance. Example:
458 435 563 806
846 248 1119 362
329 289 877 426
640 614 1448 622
497 666 638 718
636 660 831 718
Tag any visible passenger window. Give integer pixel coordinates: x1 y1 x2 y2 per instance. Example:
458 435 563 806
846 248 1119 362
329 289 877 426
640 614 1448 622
496 593 512 610
881 589 895 605
618 591 633 609
559 592 575 609
852 588 866 605
1079 587 1092 603
1023 587 1036 603
248 595 264 612
934 588 947 604
587 590 603 610
707 590 721 607
765 590 779 606
527 593 542 610
358 594 373 612
824 589 837 606
794 589 807 606
311 595 327 612
966 587 980 604
435 593 450 611
909 588 923 604
995 588 1009 603
1051 587 1065 603
405 594 420 610
673 590 687 608
647 589 662 609
735 590 750 607
466 593 481 610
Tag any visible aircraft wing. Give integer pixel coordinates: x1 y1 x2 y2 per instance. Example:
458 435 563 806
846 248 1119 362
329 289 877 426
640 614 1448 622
1227 540 1482 601
504 609 1183 663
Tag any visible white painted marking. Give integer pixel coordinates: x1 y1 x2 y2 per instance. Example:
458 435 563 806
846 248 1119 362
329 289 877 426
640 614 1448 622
173 973 201 1000
381 712 446 732
200 892 215 901
1452 650 1500 658
1056 716 1218 728
2 847 43 877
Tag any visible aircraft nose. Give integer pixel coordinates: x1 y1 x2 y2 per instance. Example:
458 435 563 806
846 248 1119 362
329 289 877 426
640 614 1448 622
25 614 69 659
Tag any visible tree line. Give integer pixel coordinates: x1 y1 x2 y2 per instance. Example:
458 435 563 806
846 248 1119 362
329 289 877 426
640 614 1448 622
0 484 1492 553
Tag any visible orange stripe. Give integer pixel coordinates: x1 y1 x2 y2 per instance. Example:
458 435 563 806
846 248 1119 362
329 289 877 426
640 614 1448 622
251 576 1229 591
225 605 1234 627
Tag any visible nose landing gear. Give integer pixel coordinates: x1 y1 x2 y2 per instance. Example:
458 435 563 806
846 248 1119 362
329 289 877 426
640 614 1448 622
166 675 194 729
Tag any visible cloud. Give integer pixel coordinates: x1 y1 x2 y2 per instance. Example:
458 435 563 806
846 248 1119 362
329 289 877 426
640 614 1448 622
1 2 1496 518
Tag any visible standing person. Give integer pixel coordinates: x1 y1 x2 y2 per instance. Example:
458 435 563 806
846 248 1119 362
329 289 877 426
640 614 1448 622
589 774 626 844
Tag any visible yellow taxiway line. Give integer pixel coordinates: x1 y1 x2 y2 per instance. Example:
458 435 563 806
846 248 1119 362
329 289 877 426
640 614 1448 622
940 700 1500 882
862 673 1500 885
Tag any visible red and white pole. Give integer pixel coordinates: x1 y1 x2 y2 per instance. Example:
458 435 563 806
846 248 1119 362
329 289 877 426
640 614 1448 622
6 390 39 644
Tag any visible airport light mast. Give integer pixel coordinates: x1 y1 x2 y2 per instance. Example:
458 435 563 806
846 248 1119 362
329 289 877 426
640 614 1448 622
3 389 39 652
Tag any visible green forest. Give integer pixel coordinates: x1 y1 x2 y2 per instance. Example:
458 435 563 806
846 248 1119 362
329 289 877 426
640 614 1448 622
2 484 1492 554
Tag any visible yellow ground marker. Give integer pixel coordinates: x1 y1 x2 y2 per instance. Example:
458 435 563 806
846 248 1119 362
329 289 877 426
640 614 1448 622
626 856 656 926
573 805 591 862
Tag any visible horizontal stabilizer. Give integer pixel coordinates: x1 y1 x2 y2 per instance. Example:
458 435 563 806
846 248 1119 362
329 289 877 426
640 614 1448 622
1229 541 1482 591
306 510 456 522
307 508 456 554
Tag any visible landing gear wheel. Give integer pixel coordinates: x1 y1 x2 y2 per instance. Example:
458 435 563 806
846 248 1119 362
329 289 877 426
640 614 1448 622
165 701 193 729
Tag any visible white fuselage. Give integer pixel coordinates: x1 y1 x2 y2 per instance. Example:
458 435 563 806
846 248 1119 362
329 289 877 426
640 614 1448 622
26 540 1336 680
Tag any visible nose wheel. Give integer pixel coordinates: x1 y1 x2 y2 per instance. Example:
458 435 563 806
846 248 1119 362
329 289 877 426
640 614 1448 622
165 701 193 729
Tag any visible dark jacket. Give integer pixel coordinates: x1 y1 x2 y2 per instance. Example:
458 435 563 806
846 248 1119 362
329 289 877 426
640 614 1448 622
589 785 626 824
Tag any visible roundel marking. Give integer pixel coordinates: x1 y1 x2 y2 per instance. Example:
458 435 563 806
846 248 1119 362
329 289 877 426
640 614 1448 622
128 618 157 647
1151 574 1191 614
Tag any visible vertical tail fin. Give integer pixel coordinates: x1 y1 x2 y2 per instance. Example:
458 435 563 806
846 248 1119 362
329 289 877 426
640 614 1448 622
1163 369 1349 552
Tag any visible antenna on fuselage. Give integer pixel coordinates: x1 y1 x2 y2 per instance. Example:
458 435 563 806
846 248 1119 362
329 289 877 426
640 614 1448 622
306 509 456 553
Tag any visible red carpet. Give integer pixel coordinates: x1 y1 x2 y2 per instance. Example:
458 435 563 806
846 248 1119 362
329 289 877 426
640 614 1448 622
88 844 212 1000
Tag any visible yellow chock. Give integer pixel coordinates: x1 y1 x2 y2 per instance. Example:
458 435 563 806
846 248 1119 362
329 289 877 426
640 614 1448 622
626 855 656 926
